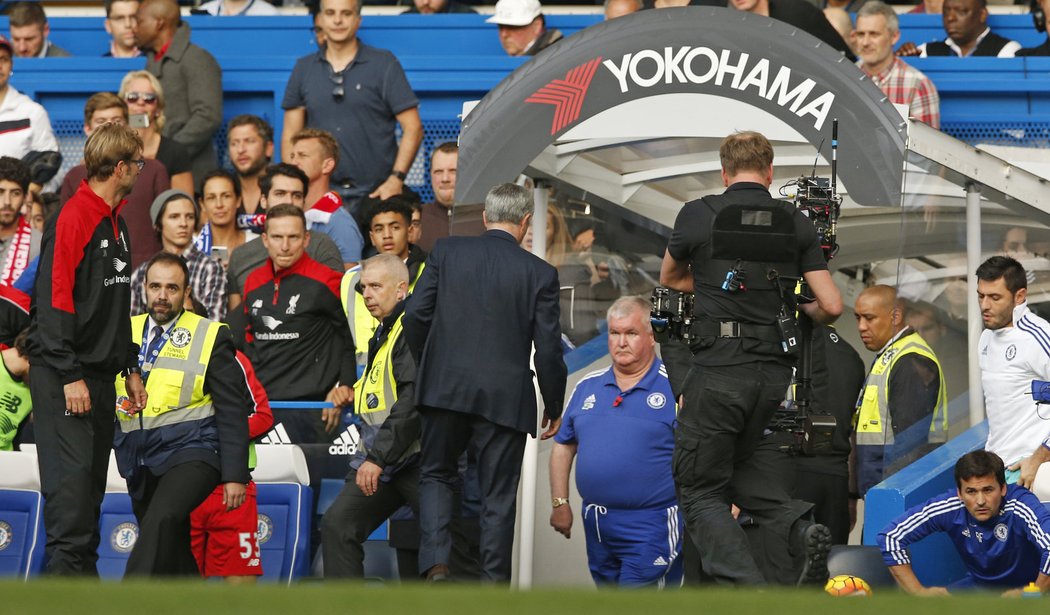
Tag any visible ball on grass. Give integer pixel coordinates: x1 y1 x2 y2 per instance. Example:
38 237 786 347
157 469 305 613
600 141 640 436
824 574 872 597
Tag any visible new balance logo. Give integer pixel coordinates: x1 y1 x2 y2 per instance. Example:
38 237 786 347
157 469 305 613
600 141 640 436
652 556 668 566
328 425 361 455
259 423 293 445
100 239 109 249
252 300 263 309
261 315 284 331
525 57 603 135
112 258 127 272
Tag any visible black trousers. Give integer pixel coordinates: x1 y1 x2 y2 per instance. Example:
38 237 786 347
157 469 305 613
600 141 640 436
418 407 525 583
322 464 421 579
674 361 795 585
125 461 220 577
792 462 850 545
32 366 116 576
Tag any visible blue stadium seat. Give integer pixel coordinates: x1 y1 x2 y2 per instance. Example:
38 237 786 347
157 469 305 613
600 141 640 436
97 452 136 581
0 450 44 580
254 445 313 584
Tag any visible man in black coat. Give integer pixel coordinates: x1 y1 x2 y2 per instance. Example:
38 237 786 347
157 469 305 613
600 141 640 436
404 182 568 583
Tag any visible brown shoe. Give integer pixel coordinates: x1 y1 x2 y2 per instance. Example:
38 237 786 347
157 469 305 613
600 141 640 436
425 564 450 583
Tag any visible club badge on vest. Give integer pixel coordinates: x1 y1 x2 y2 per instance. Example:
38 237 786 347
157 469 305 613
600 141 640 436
170 327 192 348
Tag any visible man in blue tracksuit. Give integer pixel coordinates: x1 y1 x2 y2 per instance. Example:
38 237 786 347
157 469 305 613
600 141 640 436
550 296 682 587
878 450 1050 595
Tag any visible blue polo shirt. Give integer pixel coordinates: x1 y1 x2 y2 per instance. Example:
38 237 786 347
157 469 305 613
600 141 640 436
283 44 419 197
878 484 1050 588
555 359 677 510
311 206 364 264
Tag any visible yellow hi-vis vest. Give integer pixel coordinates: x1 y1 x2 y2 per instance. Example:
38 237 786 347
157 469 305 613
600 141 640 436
352 314 420 460
340 261 425 372
855 333 948 446
115 311 223 433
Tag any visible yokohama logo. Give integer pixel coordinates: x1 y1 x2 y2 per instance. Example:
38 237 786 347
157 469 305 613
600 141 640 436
525 57 603 135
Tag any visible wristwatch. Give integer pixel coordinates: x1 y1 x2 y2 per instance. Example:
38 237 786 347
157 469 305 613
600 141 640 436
552 497 569 508
123 366 142 378
390 169 407 181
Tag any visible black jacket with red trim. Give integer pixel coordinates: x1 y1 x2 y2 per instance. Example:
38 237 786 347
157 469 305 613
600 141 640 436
243 253 355 401
26 181 138 382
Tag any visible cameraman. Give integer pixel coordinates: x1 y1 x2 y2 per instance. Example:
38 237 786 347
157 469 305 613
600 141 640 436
659 131 842 585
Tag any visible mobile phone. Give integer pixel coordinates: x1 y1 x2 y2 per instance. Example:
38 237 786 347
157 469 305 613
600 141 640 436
128 113 150 129
212 246 229 266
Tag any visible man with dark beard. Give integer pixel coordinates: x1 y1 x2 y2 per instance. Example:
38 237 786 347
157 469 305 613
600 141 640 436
113 251 250 576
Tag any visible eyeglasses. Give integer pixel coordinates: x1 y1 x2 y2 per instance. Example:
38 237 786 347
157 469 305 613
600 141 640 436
329 69 344 101
127 158 145 171
125 92 158 105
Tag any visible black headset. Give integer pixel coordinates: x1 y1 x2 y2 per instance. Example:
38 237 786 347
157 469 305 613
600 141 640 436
1032 0 1046 33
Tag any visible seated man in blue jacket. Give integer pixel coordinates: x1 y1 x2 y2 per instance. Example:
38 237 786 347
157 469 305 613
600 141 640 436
878 450 1050 595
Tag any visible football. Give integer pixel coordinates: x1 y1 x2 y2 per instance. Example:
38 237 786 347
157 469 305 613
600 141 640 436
824 574 873 597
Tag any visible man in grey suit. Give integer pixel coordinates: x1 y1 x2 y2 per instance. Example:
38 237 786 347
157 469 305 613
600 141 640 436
404 182 567 583
137 0 222 185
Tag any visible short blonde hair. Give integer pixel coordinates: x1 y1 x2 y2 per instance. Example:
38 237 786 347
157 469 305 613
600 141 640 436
118 70 167 131
719 131 774 176
85 123 143 181
292 128 340 167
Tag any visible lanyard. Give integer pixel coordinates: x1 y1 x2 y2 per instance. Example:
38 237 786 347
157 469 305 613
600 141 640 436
138 319 174 380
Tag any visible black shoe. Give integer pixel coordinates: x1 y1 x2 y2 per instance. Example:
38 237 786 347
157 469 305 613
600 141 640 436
796 523 831 586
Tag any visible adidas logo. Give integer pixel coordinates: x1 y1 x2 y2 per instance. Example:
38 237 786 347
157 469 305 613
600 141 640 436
259 423 293 445
581 394 596 411
652 556 668 566
328 425 361 455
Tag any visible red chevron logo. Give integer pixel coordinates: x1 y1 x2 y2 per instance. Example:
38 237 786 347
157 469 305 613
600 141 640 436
525 57 604 136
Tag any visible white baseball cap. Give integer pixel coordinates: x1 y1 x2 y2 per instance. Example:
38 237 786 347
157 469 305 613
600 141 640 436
486 0 542 26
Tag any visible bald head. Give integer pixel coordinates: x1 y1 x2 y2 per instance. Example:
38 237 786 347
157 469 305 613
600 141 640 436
855 284 905 351
140 0 179 21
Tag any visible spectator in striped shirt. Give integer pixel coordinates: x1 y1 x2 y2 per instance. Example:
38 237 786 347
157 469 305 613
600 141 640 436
129 189 227 321
877 450 1050 596
854 2 941 129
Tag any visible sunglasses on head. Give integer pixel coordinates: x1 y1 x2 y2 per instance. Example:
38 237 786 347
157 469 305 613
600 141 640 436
125 92 158 104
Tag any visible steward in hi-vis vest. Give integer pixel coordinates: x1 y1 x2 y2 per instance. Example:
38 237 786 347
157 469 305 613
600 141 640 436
854 285 947 496
113 253 251 577
341 197 426 374
323 253 422 579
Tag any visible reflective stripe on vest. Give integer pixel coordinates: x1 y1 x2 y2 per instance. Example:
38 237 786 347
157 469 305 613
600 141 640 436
854 334 948 446
115 311 223 433
341 261 426 371
352 314 421 459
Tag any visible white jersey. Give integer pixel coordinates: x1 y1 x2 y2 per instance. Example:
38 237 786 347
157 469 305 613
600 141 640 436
980 302 1050 465
0 86 58 161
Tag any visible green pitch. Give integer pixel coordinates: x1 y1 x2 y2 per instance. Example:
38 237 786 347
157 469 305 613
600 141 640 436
0 582 1046 614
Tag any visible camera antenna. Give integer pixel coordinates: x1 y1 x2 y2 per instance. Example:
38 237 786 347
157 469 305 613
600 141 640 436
830 119 839 198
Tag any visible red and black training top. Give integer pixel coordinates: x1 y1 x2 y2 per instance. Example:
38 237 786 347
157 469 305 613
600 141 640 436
26 181 138 383
243 253 355 401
